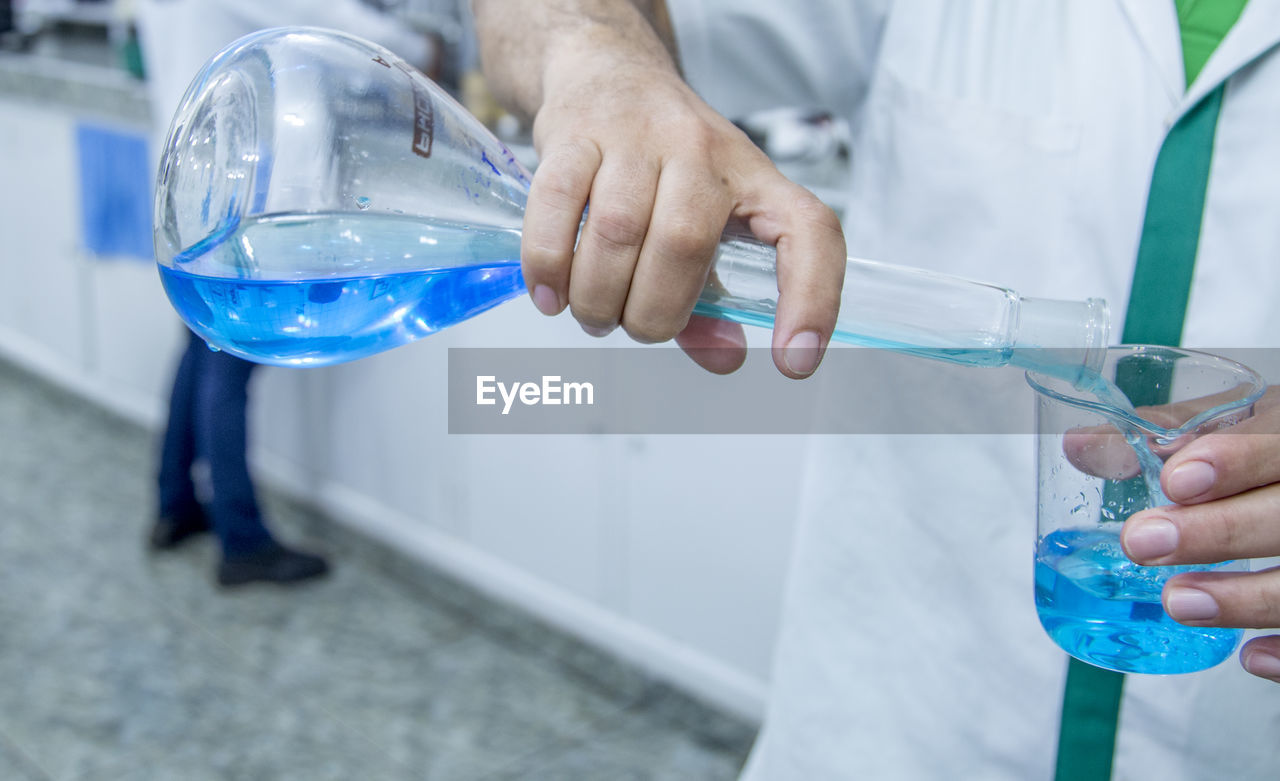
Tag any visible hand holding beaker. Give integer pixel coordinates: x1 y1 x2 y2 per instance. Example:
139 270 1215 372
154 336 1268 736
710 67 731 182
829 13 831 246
1028 346 1265 674
1116 386 1280 684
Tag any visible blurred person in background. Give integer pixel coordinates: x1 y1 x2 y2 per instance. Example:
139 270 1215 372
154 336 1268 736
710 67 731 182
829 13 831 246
472 1 1280 778
138 0 436 587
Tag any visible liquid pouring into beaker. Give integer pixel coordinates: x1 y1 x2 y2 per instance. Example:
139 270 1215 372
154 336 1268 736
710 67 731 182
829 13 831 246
1028 346 1264 674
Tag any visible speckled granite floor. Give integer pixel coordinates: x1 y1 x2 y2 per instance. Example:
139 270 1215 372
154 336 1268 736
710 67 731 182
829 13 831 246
0 358 754 780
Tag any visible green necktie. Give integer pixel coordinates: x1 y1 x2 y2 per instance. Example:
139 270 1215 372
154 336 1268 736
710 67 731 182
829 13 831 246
1053 4 1248 779
1052 6 1250 777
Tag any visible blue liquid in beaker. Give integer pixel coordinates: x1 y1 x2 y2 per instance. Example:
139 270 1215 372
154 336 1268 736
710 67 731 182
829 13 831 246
158 212 527 366
1034 369 1245 674
1034 528 1242 674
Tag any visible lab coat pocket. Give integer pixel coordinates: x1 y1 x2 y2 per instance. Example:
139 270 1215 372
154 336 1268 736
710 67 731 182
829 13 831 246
846 71 1083 291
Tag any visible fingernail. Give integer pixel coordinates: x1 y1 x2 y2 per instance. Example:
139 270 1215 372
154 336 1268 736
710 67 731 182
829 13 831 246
582 323 615 338
531 285 560 316
1167 460 1216 501
1123 516 1178 560
1242 649 1280 681
783 331 821 376
1165 587 1220 622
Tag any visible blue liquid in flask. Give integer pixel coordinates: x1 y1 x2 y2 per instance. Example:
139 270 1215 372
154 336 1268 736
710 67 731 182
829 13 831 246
159 212 527 366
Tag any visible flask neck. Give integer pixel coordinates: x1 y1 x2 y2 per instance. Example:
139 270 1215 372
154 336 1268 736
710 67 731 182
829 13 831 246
701 235 1111 375
1009 296 1111 380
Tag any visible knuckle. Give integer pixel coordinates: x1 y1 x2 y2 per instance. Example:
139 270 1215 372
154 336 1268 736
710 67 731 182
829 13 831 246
589 206 650 250
1262 586 1280 626
541 134 599 168
1224 566 1280 628
522 246 568 275
790 190 842 233
530 138 599 204
522 233 571 270
568 300 619 332
533 166 590 212
675 119 721 157
622 310 686 344
659 222 718 263
1200 503 1244 553
521 245 574 288
1173 498 1253 564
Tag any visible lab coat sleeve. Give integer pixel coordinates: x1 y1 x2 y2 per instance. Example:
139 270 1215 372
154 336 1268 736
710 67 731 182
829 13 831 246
666 0 892 123
210 0 434 70
137 0 436 138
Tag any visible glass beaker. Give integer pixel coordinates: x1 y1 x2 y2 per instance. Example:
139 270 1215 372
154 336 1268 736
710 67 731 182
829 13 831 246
153 26 1109 371
1027 346 1265 674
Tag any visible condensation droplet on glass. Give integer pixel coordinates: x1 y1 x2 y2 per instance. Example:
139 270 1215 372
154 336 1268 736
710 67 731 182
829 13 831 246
205 341 221 353
355 196 372 210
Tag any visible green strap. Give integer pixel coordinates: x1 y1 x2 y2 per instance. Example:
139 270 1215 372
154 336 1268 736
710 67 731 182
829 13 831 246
1053 4 1245 774
1055 88 1224 781
1056 660 1128 781
1055 351 1187 781
1120 85 1225 347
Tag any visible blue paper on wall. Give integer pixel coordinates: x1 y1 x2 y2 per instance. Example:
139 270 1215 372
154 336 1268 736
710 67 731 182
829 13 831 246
76 124 153 261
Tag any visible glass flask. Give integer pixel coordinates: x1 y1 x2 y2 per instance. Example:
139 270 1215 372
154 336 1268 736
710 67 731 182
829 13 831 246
1027 345 1264 674
154 27 1109 373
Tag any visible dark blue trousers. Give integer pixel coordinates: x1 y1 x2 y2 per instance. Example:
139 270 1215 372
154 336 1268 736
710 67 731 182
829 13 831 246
157 330 274 556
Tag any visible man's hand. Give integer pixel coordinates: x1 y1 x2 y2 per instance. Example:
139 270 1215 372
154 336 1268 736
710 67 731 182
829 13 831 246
473 0 845 377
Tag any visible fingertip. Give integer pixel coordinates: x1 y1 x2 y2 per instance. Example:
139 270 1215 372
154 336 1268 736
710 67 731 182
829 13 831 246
1241 639 1280 682
1062 426 1140 480
776 330 825 379
689 347 748 375
1120 514 1178 562
675 316 747 375
1164 459 1217 503
1163 584 1220 623
529 284 562 316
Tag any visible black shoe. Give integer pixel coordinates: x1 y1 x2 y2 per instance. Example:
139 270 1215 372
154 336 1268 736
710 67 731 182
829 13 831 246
217 542 330 587
149 508 212 550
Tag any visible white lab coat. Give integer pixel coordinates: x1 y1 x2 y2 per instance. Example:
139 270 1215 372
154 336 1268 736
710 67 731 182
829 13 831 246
671 1 1280 779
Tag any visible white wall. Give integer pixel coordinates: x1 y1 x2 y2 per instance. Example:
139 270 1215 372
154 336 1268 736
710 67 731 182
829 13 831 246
0 97 183 423
0 87 803 721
